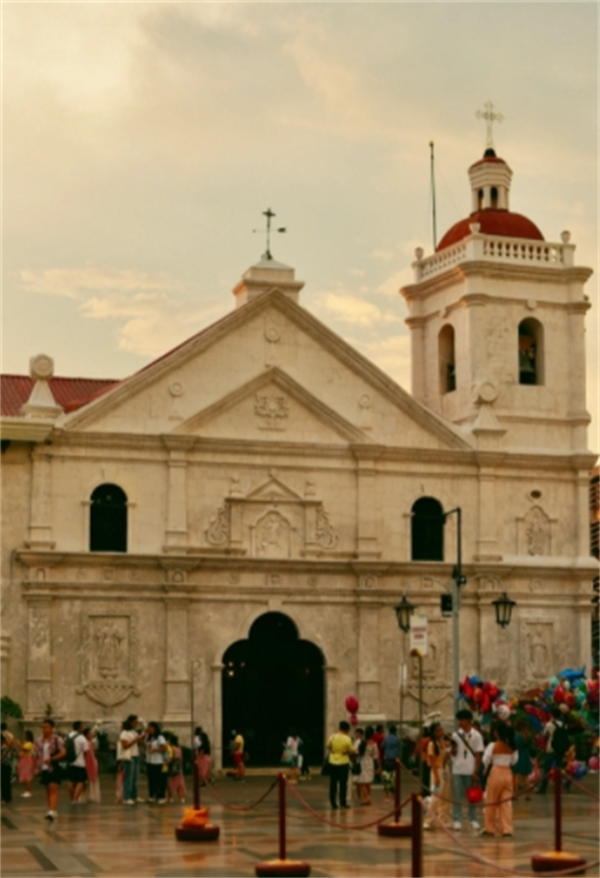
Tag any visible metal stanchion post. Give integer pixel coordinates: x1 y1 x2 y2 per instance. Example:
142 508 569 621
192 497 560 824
256 774 311 877
411 794 423 878
378 759 411 837
174 758 220 842
531 768 586 873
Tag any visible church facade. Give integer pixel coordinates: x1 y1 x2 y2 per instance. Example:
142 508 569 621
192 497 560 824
1 146 596 766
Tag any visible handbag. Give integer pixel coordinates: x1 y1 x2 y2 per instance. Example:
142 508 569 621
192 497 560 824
351 760 361 776
321 759 331 776
466 784 483 804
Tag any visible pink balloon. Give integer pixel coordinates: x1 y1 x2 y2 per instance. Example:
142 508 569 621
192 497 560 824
345 695 359 714
587 756 599 771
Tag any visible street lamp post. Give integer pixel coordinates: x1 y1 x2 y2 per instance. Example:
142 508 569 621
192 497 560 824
394 594 416 744
443 507 466 725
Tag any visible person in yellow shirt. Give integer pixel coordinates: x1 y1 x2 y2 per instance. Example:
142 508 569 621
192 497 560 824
326 721 354 809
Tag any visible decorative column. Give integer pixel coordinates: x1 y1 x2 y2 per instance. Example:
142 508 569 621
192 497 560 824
26 598 53 720
163 577 191 723
27 448 54 549
352 447 383 559
162 439 193 553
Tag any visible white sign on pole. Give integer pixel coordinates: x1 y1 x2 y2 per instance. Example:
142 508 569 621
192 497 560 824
409 614 428 657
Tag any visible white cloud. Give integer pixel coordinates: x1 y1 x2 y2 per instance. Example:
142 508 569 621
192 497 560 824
314 290 401 327
16 267 225 358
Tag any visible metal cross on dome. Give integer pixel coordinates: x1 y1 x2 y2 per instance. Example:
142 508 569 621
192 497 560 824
253 208 286 261
475 101 504 149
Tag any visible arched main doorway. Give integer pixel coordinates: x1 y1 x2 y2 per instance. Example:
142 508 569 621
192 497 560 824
222 612 325 766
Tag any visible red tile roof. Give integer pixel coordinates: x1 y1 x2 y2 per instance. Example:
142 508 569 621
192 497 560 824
1 375 119 417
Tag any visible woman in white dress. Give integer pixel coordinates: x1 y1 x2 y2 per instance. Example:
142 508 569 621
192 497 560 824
353 725 379 805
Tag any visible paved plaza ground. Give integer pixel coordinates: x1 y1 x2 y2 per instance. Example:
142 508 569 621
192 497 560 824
1 772 598 877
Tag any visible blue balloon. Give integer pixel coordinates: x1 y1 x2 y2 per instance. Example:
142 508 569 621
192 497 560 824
558 666 586 682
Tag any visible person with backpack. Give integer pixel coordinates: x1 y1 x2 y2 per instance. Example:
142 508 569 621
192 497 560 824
537 708 570 794
35 719 66 821
450 709 484 831
65 720 89 804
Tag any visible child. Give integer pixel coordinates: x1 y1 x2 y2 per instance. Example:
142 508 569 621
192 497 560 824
18 731 36 797
166 734 186 804
83 728 101 803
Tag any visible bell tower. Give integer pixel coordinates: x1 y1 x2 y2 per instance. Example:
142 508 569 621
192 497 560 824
401 147 593 452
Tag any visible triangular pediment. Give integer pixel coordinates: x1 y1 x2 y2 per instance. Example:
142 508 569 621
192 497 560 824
245 474 304 503
59 289 472 452
173 368 371 446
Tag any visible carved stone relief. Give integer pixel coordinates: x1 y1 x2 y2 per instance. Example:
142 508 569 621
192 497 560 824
520 621 553 683
524 506 551 556
206 504 231 546
203 473 340 558
254 394 289 430
77 613 140 708
316 505 338 549
253 510 291 559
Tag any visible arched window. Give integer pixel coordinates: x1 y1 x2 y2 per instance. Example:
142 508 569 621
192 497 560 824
518 318 544 386
411 497 444 561
491 186 499 208
438 324 456 393
90 484 127 552
477 188 484 210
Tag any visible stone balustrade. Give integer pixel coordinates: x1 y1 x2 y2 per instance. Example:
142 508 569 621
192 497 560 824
414 229 575 281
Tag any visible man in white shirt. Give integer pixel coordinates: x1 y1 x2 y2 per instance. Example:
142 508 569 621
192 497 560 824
66 720 89 803
451 709 484 831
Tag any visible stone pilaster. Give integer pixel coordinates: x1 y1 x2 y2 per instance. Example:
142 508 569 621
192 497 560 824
163 444 190 553
26 598 53 719
27 448 55 549
352 447 383 559
163 592 191 722
475 466 502 560
356 600 381 715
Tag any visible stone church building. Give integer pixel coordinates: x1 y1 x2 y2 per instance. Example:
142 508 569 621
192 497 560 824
1 146 597 766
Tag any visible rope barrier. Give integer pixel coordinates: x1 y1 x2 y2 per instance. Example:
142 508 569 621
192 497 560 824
203 777 278 811
397 757 538 808
429 816 599 878
559 770 600 801
283 777 408 831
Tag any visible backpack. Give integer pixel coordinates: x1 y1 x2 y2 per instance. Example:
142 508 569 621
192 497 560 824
552 723 570 758
64 733 78 765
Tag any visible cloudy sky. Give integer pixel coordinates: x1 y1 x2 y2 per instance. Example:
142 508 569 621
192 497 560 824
2 2 598 446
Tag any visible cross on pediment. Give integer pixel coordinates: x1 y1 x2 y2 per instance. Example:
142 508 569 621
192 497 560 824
475 101 504 149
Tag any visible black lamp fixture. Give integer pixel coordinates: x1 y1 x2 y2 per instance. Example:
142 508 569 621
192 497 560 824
395 593 416 634
492 592 517 628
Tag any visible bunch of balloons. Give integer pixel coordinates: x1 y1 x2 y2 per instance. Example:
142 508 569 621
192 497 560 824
458 675 506 717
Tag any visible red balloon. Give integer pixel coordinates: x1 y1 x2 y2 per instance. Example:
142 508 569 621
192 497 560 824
350 713 358 726
489 684 499 700
565 692 575 708
481 693 491 714
345 695 359 714
473 687 483 704
554 686 565 704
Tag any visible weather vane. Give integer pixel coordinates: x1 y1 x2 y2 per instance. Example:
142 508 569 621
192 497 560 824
253 208 286 261
475 101 504 150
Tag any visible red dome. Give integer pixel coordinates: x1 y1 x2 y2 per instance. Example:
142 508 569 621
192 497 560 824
437 209 544 251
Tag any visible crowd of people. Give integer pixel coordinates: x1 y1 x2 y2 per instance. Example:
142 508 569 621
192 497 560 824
1 703 589 835
319 705 582 838
0 715 213 821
